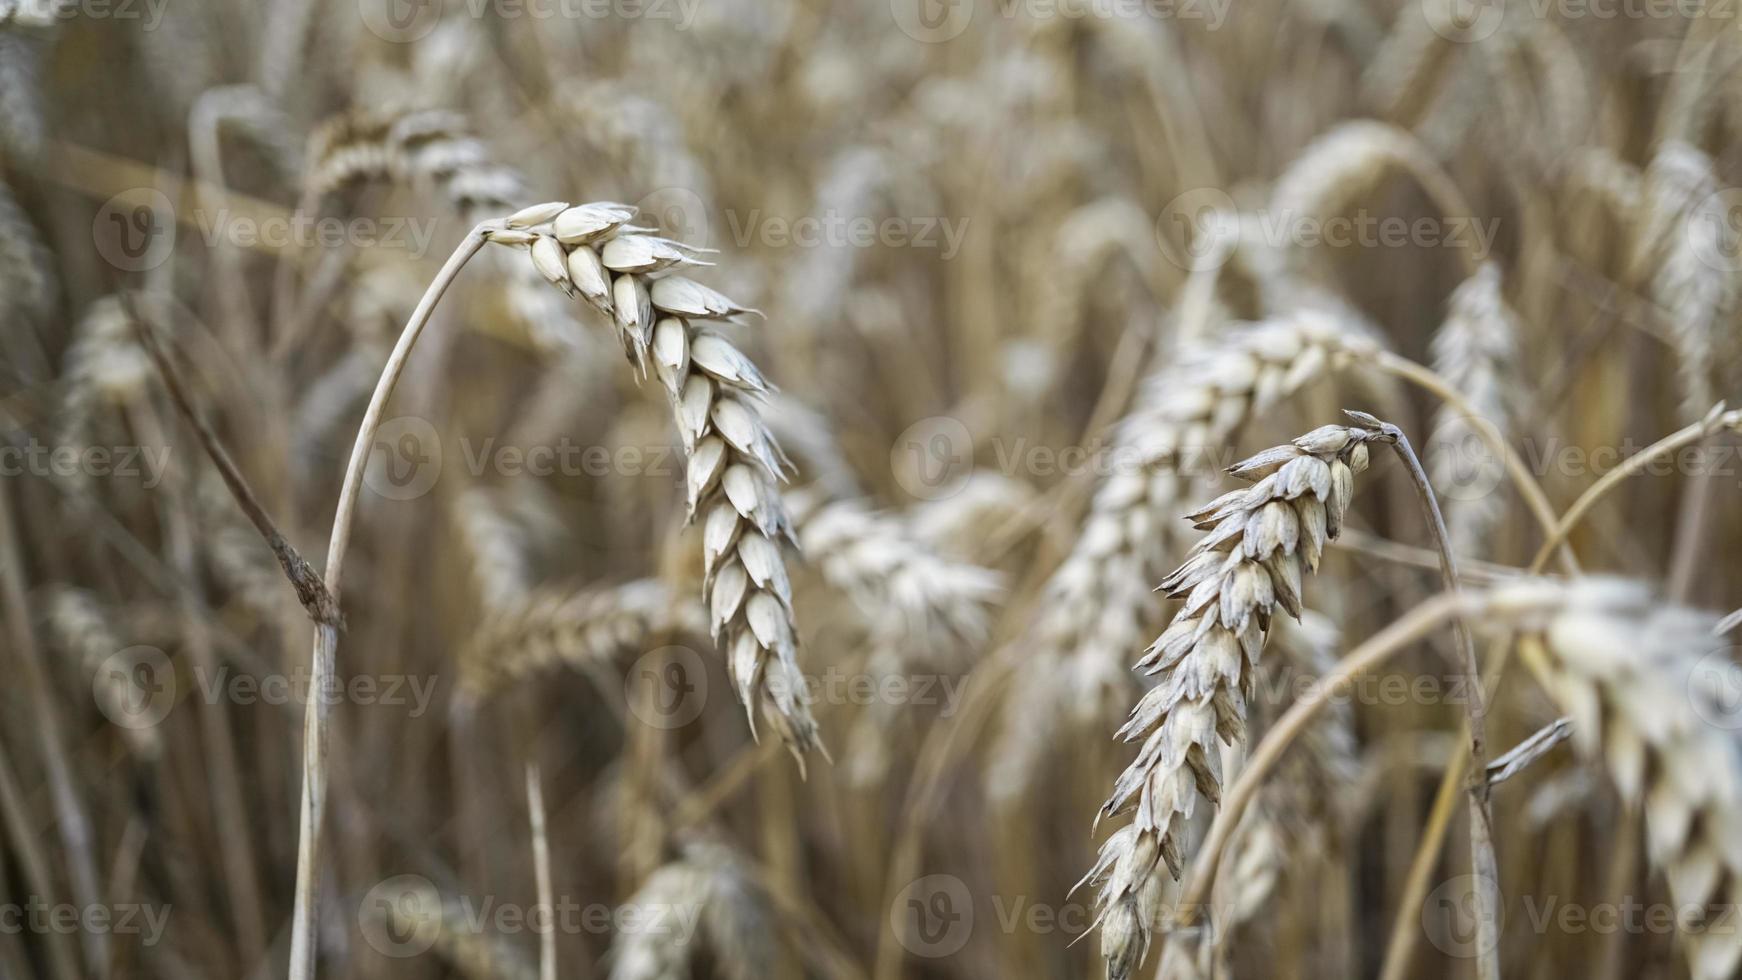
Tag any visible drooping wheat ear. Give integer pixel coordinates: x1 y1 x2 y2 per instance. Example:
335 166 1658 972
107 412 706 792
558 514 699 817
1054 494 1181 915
909 472 1039 562
1192 611 1357 966
607 841 772 980
1270 121 1475 271
484 201 820 758
200 476 297 621
1271 121 1433 220
1360 2 1449 121
1509 579 1742 980
364 881 539 980
0 179 56 332
786 487 1005 656
1482 21 1589 179
0 32 46 161
43 587 162 760
987 312 1380 803
560 80 713 204
1564 148 1643 231
1428 263 1520 559
451 488 534 612
305 109 596 355
1024 198 1160 353
1635 142 1732 423
459 579 707 698
53 298 150 495
1083 422 1385 980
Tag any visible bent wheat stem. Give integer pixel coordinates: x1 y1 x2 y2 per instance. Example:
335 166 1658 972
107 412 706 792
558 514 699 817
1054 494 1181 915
288 223 493 980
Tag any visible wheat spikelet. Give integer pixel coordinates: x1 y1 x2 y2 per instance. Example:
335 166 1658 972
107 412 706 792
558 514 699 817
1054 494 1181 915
0 179 55 333
787 488 1004 655
53 298 149 497
43 587 162 760
451 488 534 612
607 841 772 980
1637 142 1732 423
487 202 822 759
1429 263 1520 559
306 109 598 356
461 579 706 697
364 881 539 980
987 312 1379 803
1506 579 1742 980
1269 120 1432 222
910 472 1039 562
1084 421 1385 980
0 31 47 161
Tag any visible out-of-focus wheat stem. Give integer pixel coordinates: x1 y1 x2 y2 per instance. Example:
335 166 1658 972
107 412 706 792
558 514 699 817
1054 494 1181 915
527 763 556 980
288 223 492 980
1368 415 1497 980
0 472 107 977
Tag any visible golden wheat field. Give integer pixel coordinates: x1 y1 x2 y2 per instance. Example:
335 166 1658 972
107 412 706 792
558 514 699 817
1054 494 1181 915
2 0 1742 978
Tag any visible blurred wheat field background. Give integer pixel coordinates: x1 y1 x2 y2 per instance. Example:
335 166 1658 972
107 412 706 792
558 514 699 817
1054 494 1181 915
3 0 1742 978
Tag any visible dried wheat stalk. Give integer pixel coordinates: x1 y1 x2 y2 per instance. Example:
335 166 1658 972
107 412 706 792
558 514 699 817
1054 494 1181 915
486 201 821 757
1084 422 1385 980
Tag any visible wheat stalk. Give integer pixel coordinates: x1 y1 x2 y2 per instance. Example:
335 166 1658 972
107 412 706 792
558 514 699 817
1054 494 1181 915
1083 422 1385 980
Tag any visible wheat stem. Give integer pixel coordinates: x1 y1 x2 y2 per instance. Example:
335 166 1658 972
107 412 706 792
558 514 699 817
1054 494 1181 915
288 223 492 980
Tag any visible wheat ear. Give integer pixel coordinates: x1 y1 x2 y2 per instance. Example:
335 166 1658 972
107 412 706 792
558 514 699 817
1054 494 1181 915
1084 422 1385 980
989 312 1379 802
488 201 822 760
